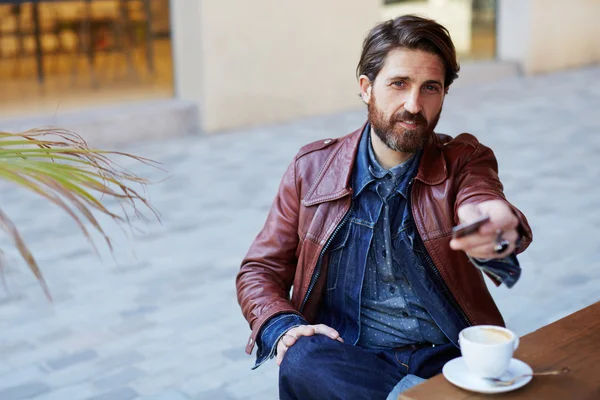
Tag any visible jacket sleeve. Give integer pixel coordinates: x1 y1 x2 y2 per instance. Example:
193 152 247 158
453 139 533 286
252 313 308 369
453 139 533 253
236 159 305 355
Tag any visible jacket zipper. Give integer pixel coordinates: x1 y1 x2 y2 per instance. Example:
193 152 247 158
299 204 352 313
408 179 472 328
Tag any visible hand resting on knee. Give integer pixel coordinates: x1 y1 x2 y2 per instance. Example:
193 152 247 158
276 324 344 366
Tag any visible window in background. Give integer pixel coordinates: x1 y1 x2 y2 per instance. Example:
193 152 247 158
381 0 497 61
0 0 174 119
469 0 496 60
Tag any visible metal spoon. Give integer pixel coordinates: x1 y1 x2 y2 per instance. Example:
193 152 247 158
484 367 570 386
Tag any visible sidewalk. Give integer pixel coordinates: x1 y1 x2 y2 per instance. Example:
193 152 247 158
0 65 599 399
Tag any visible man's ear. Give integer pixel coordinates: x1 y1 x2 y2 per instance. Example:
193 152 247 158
359 75 373 104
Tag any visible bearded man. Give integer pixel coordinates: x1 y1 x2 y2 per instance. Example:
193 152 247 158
236 15 532 400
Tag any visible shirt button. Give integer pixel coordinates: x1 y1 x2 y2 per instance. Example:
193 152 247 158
389 286 396 294
382 250 386 257
400 311 409 318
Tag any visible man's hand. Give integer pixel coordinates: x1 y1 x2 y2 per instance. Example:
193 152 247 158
450 200 519 259
276 324 344 366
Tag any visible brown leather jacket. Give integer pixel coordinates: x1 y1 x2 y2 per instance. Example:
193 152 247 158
236 124 532 355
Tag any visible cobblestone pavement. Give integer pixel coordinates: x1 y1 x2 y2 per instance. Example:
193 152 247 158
0 65 599 399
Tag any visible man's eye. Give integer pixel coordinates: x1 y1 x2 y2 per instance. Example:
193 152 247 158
392 81 406 88
425 85 439 92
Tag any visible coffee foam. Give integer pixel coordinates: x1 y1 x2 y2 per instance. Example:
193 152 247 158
464 327 512 344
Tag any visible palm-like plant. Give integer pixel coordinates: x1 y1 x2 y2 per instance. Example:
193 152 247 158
0 128 160 299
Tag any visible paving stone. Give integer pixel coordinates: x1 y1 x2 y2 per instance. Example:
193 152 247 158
96 351 146 371
179 376 223 398
30 383 96 400
179 362 250 397
560 273 591 287
0 365 48 390
0 382 50 400
225 370 280 398
110 319 157 335
46 350 98 371
140 391 192 400
120 305 159 318
138 327 176 340
195 388 236 400
57 331 114 353
43 362 100 388
92 367 145 391
0 342 36 358
37 329 75 344
218 347 247 362
130 371 187 396
240 387 280 400
0 363 11 376
87 387 139 400
134 352 188 375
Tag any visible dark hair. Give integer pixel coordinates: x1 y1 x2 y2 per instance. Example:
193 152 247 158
357 15 459 88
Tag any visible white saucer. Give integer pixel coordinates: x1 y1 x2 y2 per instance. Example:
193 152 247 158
442 357 533 394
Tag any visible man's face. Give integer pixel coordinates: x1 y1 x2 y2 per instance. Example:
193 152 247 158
360 48 446 153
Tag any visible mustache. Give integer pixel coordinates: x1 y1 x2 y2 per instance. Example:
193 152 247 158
391 111 427 126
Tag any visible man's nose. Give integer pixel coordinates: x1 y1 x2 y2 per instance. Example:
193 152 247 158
404 90 423 115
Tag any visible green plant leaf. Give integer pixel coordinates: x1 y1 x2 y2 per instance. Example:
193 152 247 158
0 128 162 296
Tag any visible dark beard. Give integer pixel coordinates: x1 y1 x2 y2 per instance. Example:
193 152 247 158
368 95 441 153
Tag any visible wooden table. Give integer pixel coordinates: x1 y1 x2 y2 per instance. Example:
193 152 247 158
400 301 600 399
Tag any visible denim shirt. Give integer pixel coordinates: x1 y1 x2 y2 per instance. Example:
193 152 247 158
315 128 464 350
252 125 521 369
356 133 448 348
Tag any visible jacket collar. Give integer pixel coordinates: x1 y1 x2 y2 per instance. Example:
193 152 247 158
302 121 448 206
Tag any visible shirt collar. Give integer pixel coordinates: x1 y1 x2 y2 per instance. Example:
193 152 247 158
353 123 421 198
367 135 389 180
353 123 375 197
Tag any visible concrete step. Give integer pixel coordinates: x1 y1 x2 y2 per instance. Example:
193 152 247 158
0 98 199 149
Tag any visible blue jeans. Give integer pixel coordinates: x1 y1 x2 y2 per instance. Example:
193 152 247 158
279 335 459 400
386 375 426 400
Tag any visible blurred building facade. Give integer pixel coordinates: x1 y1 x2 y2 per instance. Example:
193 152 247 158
0 0 598 137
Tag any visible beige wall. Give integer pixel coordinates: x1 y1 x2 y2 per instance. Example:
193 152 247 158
528 0 600 74
497 0 531 65
170 0 203 109
171 0 380 133
498 0 600 74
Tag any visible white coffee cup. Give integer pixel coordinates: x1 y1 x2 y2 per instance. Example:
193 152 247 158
459 325 519 378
